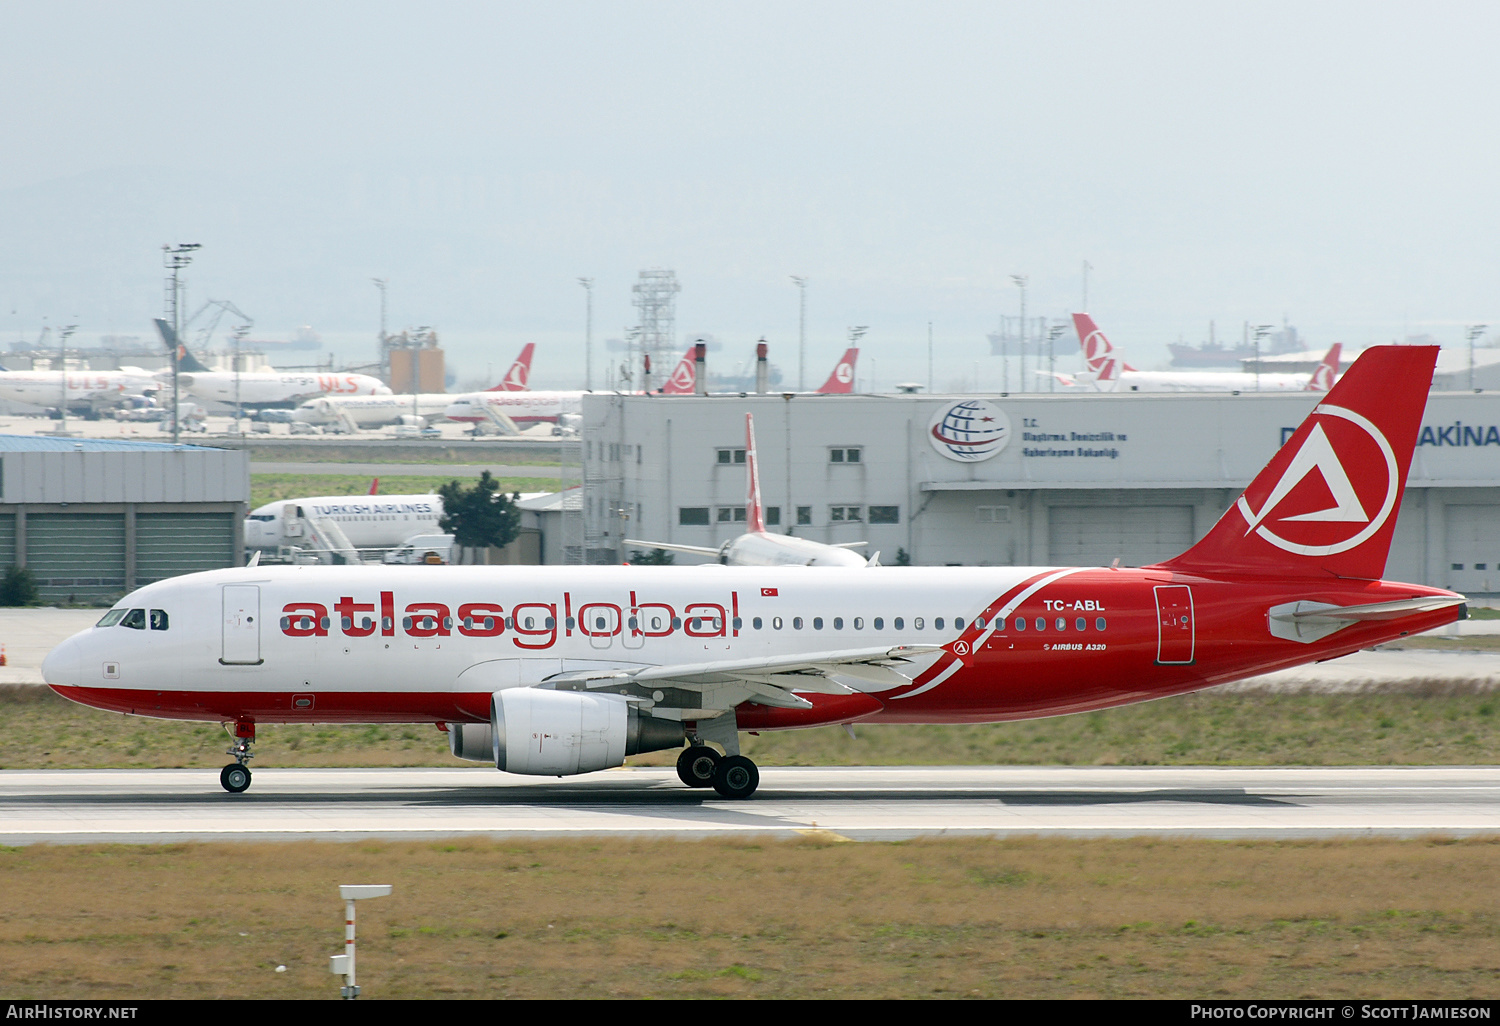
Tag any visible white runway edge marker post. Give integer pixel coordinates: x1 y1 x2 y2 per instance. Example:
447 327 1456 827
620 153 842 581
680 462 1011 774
330 884 391 1000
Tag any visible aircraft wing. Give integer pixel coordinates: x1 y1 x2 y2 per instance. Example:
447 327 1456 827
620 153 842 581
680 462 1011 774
536 644 941 712
623 538 722 558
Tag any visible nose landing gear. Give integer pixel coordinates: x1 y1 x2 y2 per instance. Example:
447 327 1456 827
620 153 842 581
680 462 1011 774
220 720 256 793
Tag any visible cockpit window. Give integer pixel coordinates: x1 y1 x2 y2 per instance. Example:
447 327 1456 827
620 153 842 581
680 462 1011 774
96 608 127 628
149 609 169 631
120 608 146 630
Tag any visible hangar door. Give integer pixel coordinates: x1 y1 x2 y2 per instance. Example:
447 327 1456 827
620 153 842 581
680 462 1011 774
1446 505 1498 595
137 512 237 585
1048 505 1194 568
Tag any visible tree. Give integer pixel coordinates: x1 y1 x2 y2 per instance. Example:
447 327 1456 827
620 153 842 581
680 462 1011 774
437 472 521 551
0 565 39 606
628 548 676 565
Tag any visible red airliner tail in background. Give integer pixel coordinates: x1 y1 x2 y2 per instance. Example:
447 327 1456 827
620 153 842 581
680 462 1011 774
487 343 534 391
745 413 766 534
1305 342 1342 392
659 345 699 394
1157 345 1437 581
816 348 859 393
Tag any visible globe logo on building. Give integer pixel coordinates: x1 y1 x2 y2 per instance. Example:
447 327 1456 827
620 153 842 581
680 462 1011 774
928 399 1011 463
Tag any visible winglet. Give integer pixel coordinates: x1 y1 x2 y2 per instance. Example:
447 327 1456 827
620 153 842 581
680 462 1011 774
1155 345 1438 581
745 413 766 533
817 348 859 393
488 343 534 391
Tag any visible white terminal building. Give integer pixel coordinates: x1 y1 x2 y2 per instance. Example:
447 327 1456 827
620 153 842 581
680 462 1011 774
580 389 1500 595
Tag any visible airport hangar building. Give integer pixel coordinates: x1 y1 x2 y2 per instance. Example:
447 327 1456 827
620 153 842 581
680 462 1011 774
0 435 249 603
580 388 1500 595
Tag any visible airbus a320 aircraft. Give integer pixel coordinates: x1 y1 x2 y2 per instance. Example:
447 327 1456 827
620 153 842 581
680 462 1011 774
43 347 1463 800
1069 314 1342 393
625 413 870 567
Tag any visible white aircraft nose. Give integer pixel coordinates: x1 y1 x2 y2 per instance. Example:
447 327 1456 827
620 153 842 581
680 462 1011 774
40 630 85 687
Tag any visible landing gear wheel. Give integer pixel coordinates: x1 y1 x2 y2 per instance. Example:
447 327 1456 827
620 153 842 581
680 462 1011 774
220 763 252 794
676 745 720 788
711 755 759 800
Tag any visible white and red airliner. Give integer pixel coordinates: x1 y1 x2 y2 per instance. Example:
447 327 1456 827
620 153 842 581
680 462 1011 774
1068 313 1342 393
42 346 1464 799
626 412 870 567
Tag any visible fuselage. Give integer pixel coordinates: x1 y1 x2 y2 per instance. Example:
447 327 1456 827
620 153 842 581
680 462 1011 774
176 371 390 408
42 563 1461 730
0 368 157 407
1107 371 1313 393
245 494 444 551
443 390 585 424
294 394 454 427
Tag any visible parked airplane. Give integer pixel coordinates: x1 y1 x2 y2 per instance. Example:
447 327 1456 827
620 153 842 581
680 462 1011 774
0 364 159 416
244 493 444 554
1068 314 1342 393
440 344 701 430
155 320 390 408
626 413 870 567
42 347 1462 800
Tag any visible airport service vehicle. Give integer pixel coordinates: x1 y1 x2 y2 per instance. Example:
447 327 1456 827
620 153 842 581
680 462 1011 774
382 534 457 565
0 365 159 416
1068 314 1342 393
43 347 1464 800
245 494 444 556
155 320 390 408
626 413 870 568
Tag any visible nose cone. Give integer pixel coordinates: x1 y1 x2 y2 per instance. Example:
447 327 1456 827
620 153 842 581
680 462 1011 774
41 630 85 687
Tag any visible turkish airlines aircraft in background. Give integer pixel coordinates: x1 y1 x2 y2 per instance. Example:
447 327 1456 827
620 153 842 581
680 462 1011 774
155 320 390 408
440 344 702 429
625 413 870 567
43 346 1463 800
1068 314 1342 393
494 343 534 391
244 493 444 553
814 347 860 394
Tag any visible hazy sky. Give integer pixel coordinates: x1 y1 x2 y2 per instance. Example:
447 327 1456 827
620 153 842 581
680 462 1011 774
3 1 1497 387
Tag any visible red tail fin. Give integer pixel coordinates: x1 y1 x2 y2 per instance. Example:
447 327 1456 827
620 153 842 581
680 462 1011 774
368 477 379 495
1305 343 1342 392
660 345 697 394
488 343 534 391
745 413 765 533
1072 313 1137 374
817 348 858 393
1156 345 1437 581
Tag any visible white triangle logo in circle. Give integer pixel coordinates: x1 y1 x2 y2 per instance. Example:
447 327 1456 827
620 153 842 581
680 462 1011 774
1242 423 1368 533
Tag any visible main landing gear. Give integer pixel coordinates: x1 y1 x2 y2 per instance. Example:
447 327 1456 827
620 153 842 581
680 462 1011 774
220 720 256 794
675 744 760 800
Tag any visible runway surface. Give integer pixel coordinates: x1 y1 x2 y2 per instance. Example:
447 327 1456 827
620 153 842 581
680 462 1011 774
5 765 1500 844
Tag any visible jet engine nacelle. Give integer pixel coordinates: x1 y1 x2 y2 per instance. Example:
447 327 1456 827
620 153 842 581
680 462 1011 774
483 689 683 775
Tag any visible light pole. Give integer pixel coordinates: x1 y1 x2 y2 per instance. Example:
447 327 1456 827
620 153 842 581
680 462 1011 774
163 243 202 445
1252 324 1274 392
847 325 868 390
578 278 594 390
790 276 807 391
56 323 76 436
230 324 250 432
1047 323 1067 393
1468 324 1489 390
1010 275 1028 392
370 278 388 381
